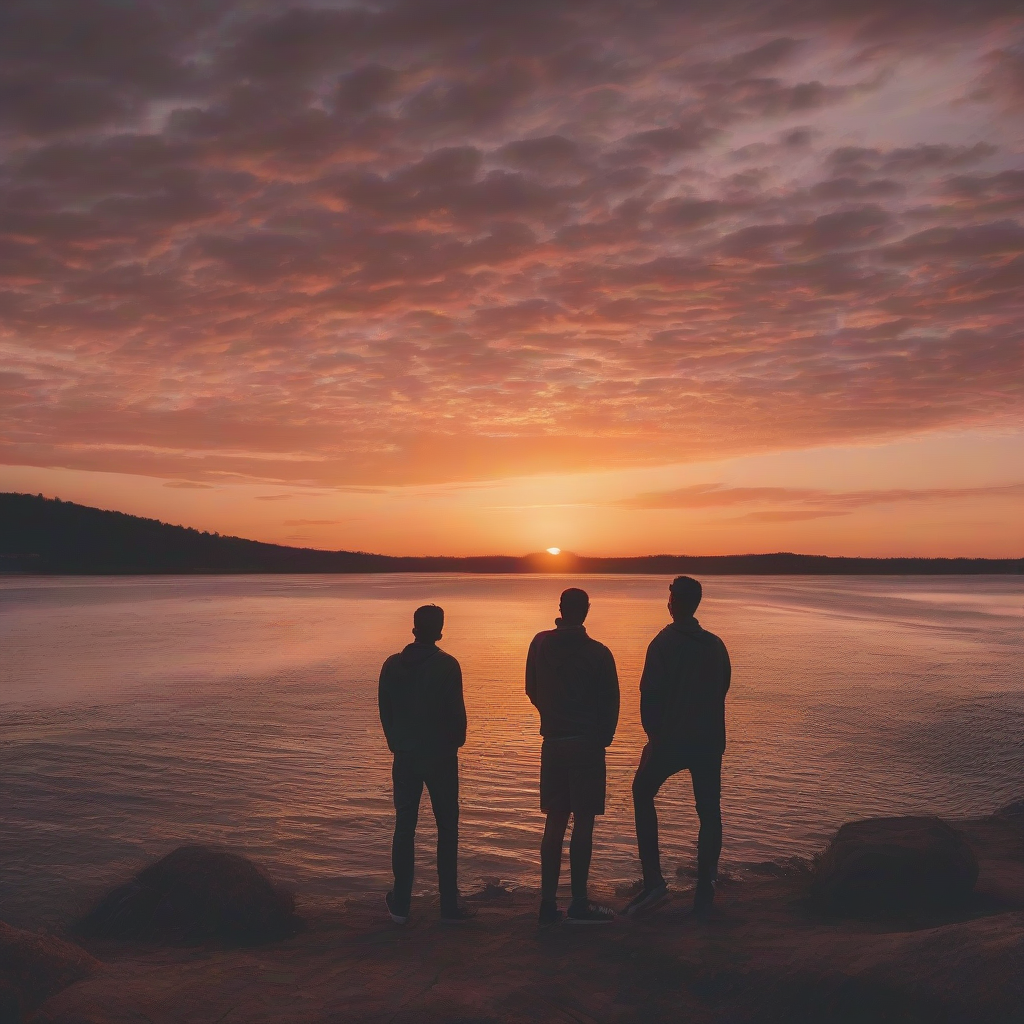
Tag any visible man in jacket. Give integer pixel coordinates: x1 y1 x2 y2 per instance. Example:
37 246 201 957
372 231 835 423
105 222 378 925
526 588 620 924
378 604 472 924
625 576 731 917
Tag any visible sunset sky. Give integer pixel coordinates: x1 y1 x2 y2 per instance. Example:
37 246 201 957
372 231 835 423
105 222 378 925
1 0 1022 556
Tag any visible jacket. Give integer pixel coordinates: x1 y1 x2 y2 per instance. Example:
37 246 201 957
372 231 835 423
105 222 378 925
526 621 620 747
378 642 467 754
639 616 730 755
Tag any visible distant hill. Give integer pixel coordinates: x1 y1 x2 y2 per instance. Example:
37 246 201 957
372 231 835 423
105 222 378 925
1 492 1021 575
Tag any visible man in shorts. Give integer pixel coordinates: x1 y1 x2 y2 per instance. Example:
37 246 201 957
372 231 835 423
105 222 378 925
624 576 731 917
526 588 620 924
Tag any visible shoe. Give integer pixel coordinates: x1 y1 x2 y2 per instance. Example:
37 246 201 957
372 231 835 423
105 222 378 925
386 891 409 924
538 900 563 926
693 879 716 916
440 902 476 924
623 881 669 916
565 901 615 925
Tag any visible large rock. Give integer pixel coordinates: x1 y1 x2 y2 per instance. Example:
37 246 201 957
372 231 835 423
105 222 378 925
77 845 301 945
0 921 98 1024
810 816 979 917
996 798 1024 827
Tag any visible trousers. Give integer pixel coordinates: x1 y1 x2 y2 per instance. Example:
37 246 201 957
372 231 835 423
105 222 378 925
391 747 459 913
631 744 722 886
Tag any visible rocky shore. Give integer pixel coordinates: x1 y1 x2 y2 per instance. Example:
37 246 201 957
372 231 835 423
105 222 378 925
3 805 1021 1024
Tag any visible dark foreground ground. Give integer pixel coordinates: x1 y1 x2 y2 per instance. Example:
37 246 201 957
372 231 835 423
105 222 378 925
13 812 1024 1024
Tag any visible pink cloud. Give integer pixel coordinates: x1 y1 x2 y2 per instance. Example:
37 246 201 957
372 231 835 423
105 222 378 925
0 0 1021 487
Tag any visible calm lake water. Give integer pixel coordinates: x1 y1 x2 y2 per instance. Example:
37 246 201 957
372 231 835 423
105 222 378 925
1 574 1022 929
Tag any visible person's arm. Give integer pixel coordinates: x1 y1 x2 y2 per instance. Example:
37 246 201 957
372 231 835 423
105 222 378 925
639 640 668 741
448 658 468 748
722 640 731 696
600 647 620 747
378 659 396 753
525 635 540 710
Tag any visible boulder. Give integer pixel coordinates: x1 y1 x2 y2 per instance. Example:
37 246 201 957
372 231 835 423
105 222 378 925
996 799 1024 827
810 816 979 917
0 920 99 1024
77 845 301 945
468 878 515 904
747 857 811 878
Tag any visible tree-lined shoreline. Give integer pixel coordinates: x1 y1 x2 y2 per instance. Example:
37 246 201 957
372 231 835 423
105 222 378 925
2 492 1021 576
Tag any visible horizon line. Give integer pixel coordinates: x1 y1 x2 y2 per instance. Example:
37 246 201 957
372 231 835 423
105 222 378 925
5 492 1022 564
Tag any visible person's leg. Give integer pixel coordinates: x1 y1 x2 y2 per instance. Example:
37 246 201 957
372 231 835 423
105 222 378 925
539 736 572 911
541 810 571 903
568 812 595 905
423 749 460 913
391 753 423 914
631 744 679 888
690 754 723 885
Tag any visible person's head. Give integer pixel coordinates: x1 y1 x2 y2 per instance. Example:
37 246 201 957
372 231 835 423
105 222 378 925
413 604 444 643
559 587 590 626
668 576 702 619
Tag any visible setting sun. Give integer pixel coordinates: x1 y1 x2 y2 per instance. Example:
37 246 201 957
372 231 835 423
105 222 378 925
546 548 561 556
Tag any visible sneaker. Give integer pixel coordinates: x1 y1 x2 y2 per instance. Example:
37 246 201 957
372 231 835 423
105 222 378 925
385 891 408 925
565 901 615 925
693 879 716 916
538 900 563 926
440 902 476 924
623 881 669 916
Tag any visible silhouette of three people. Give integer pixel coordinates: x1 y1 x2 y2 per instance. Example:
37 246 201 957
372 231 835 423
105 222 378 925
377 576 730 925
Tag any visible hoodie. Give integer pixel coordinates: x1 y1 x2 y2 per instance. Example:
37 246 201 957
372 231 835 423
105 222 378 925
378 642 467 754
525 621 620 747
639 616 731 755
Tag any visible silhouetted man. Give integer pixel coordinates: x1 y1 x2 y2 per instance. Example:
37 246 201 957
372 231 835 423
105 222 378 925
378 604 473 924
527 588 620 924
625 576 731 917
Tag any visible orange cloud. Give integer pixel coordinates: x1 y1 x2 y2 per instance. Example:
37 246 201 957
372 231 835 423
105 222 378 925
0 0 1021 501
617 482 1024 522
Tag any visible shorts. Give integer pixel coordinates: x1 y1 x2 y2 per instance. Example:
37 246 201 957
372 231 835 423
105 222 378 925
540 736 606 816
